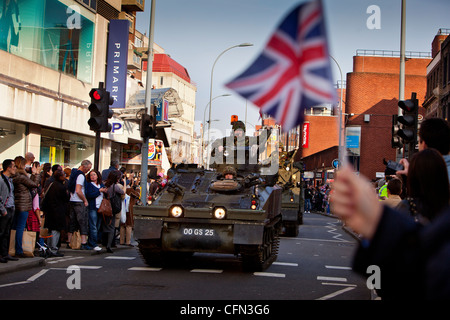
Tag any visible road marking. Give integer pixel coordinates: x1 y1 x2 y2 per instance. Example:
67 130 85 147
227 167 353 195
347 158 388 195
0 281 30 288
50 266 103 270
316 286 355 300
104 256 136 260
253 272 286 278
27 269 49 282
128 267 162 272
290 237 351 243
321 282 357 287
190 269 223 274
317 276 347 282
46 256 83 264
325 265 352 270
272 262 298 267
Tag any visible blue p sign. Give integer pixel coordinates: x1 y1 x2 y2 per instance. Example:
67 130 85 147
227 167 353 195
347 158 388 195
112 122 123 134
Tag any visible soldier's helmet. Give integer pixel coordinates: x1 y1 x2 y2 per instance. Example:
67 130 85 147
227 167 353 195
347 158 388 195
232 121 246 133
222 165 237 177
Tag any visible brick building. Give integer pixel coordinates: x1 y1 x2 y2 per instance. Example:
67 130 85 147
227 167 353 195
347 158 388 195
345 50 431 179
423 29 450 120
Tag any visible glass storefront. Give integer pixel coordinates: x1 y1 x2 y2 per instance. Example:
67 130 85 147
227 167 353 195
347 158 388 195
0 0 95 83
40 128 94 168
0 118 26 161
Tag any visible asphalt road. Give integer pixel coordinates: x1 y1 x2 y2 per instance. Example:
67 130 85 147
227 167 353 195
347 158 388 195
0 213 371 304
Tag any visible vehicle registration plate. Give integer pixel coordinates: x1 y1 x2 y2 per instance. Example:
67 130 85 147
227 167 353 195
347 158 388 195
182 228 215 237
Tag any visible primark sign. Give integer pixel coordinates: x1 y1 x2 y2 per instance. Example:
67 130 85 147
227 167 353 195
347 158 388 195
106 20 129 109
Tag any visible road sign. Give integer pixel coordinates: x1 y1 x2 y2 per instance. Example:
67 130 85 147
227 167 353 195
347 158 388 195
332 159 340 169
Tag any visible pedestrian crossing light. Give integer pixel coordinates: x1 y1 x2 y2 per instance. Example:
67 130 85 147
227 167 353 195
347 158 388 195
88 87 114 132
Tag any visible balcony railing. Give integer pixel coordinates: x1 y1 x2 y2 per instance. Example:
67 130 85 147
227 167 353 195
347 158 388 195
356 49 431 59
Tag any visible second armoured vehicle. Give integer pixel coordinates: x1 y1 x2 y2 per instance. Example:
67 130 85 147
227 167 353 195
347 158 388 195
277 148 304 237
133 120 282 271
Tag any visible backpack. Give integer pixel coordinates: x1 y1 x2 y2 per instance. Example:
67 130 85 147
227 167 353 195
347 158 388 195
68 169 84 194
109 185 122 215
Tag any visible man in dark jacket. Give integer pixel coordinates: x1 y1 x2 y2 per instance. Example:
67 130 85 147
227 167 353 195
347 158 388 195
0 160 18 262
332 166 450 299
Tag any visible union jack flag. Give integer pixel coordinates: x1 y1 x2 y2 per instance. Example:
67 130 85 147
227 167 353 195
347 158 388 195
225 0 336 132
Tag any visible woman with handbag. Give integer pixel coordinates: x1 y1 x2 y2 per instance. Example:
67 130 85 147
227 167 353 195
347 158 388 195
103 170 124 253
11 156 40 257
43 169 69 256
85 170 106 251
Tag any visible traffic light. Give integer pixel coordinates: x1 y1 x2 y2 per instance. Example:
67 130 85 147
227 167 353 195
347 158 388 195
88 88 114 132
392 92 419 149
140 114 154 138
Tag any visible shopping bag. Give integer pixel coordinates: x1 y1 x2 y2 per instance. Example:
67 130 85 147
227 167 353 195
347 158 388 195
9 229 37 257
40 217 49 237
70 231 81 250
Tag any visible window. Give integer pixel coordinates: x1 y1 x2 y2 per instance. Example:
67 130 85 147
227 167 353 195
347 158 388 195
444 55 448 88
0 0 95 83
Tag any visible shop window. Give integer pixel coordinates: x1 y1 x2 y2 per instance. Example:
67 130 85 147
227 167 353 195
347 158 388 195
0 120 26 161
40 128 94 168
0 0 95 83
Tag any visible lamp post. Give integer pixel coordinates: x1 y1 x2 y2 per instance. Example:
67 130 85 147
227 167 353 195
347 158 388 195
206 43 253 169
329 55 344 168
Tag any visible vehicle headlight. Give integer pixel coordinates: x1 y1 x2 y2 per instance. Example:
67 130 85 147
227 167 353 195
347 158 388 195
170 205 183 218
213 207 226 220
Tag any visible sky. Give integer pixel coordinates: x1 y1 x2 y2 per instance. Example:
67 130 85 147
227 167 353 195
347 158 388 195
135 0 450 137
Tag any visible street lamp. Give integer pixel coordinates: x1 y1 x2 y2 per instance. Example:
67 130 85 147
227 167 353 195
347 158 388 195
201 94 231 167
329 55 344 168
206 43 253 169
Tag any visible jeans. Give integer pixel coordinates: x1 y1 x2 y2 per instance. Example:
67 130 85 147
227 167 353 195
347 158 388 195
13 210 29 255
88 209 101 247
304 199 312 212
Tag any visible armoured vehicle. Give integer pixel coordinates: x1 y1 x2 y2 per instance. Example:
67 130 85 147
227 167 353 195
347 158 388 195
277 148 304 237
133 122 282 271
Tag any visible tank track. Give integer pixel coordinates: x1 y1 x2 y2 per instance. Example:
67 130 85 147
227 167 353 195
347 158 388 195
240 218 281 272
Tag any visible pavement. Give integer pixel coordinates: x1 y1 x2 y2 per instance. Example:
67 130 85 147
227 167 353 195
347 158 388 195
0 243 137 275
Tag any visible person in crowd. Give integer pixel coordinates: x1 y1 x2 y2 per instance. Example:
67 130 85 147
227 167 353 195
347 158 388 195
119 167 131 187
27 161 45 248
85 169 106 251
24 152 35 172
149 175 162 198
304 184 312 213
381 177 403 208
63 167 72 181
331 164 450 299
67 160 92 250
120 187 139 246
12 156 40 257
0 159 18 262
103 170 125 253
43 169 69 257
396 148 450 224
40 163 52 193
102 160 120 183
397 117 450 180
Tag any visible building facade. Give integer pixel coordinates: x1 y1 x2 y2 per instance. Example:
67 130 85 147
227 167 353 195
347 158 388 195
423 29 450 121
0 0 129 170
345 50 431 179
